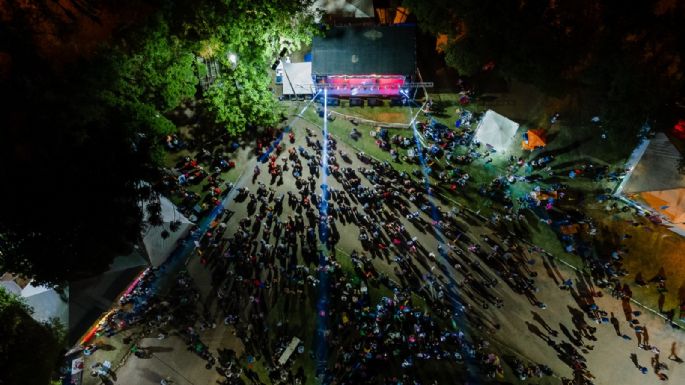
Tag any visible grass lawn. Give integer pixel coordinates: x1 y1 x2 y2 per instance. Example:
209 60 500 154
329 105 410 124
302 101 507 212
261 290 319 385
519 211 585 269
301 107 407 168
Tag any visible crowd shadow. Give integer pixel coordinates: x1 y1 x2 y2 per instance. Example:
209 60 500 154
146 346 174 353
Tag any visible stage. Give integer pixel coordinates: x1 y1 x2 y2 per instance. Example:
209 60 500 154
316 75 406 97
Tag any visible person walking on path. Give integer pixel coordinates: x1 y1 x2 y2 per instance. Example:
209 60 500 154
668 342 683 363
635 325 644 347
532 311 558 337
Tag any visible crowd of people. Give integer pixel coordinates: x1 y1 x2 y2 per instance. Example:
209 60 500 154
82 100 684 385
164 120 577 385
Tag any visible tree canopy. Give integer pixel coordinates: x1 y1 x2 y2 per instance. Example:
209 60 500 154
405 0 685 127
0 0 318 284
96 0 318 136
0 287 64 385
174 0 318 134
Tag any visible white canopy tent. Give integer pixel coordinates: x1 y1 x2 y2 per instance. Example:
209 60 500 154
282 62 314 96
473 110 520 152
0 276 68 325
278 337 302 365
141 195 194 267
21 283 68 325
0 279 22 295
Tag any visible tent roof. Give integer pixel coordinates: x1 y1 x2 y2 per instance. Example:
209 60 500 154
0 280 22 296
283 62 314 95
312 25 416 76
24 288 68 325
633 188 685 236
622 133 685 194
1 277 67 325
142 195 194 267
21 282 53 297
68 253 147 344
522 129 546 150
474 110 520 152
636 188 685 223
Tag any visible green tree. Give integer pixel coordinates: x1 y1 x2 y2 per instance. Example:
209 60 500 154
204 63 281 134
0 287 64 385
0 0 319 284
405 0 685 124
95 15 198 137
169 0 318 134
91 0 318 136
113 18 197 113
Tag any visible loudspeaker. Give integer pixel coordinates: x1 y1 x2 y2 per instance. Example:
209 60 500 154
350 98 363 107
368 98 383 107
390 98 404 106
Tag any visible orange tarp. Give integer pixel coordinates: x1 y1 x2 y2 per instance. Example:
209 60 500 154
393 7 410 24
539 191 557 200
522 129 546 150
638 189 685 223
560 223 580 235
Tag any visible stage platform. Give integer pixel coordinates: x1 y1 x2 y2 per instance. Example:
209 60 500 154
316 75 405 97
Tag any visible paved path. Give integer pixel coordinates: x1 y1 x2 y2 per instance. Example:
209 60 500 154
113 325 244 385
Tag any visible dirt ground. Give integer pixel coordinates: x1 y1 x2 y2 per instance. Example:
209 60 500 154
105 98 685 385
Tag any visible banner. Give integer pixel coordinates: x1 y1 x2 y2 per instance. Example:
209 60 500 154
70 357 84 385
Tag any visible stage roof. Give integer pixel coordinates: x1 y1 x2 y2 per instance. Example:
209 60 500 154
312 25 416 76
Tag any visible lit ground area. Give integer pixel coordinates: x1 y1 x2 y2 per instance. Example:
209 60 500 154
83 100 685 385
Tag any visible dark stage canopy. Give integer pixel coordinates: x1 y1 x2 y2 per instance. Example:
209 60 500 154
312 25 416 76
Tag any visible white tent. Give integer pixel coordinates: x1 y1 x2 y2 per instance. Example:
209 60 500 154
0 279 22 295
311 0 374 19
278 337 302 365
473 110 520 152
0 276 68 325
282 62 314 96
620 133 685 194
21 283 68 325
141 195 194 267
618 133 685 236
